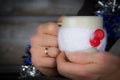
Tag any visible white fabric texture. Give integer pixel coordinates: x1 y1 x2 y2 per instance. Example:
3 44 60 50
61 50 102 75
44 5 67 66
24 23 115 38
58 27 107 53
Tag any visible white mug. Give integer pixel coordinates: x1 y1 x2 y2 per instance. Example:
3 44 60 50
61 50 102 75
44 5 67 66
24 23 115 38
58 16 107 56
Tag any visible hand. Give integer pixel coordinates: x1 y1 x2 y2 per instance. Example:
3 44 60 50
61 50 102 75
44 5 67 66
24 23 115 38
57 52 120 80
30 22 60 76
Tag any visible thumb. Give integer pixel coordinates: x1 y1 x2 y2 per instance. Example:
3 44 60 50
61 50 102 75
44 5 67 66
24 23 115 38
57 52 66 64
67 52 95 64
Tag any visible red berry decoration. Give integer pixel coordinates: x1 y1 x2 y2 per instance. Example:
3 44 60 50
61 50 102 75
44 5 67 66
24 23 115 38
90 38 100 47
90 29 105 47
94 29 104 40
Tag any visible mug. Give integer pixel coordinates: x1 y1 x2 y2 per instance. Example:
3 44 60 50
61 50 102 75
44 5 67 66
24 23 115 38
58 16 107 56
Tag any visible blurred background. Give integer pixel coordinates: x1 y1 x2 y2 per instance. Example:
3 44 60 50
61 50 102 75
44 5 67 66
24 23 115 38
0 0 120 80
0 0 82 78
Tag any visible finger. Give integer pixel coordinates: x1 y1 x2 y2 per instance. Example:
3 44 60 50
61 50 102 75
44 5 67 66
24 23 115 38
47 47 60 58
30 46 59 58
37 22 59 36
62 52 119 73
57 52 67 65
57 53 91 75
38 57 56 68
30 34 58 47
30 46 45 57
67 52 95 64
31 51 56 68
57 52 103 77
57 52 120 79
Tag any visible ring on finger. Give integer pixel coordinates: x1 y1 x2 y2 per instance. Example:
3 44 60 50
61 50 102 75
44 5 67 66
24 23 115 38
45 47 49 56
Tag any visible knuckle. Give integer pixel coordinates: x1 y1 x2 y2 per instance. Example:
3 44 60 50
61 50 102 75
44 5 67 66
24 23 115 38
47 22 56 27
54 48 59 54
31 55 42 67
30 47 42 55
30 35 42 44
30 48 35 54
47 22 58 31
32 59 40 67
30 35 39 43
53 48 59 56
49 48 59 57
30 36 35 43
37 25 43 31
30 47 41 55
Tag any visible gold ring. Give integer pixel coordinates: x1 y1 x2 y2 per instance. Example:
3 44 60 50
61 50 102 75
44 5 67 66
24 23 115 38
45 47 49 56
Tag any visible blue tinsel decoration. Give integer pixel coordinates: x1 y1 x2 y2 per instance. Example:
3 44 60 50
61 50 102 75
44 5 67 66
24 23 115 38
22 42 31 65
20 42 40 78
96 0 120 50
